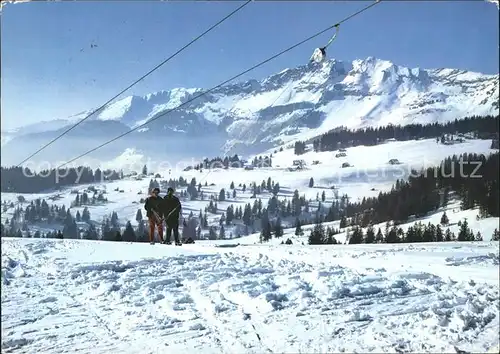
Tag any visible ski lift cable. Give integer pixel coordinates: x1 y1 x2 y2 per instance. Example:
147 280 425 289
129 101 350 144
323 25 339 50
223 0 382 132
179 2 382 187
15 0 253 167
196 6 384 185
52 0 382 170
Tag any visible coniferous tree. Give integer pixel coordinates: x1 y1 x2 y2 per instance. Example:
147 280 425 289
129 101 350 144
122 221 136 242
445 228 454 242
260 208 272 242
84 224 99 240
273 218 284 238
218 188 226 202
339 215 347 229
135 209 143 224
440 212 449 226
218 225 225 239
436 224 444 242
364 225 376 244
348 226 364 244
457 219 474 241
101 218 113 241
62 210 78 239
308 220 325 245
82 207 91 223
272 182 280 196
325 227 338 244
295 218 303 237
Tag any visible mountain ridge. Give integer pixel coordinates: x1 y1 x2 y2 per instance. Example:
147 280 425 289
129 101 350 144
2 56 498 166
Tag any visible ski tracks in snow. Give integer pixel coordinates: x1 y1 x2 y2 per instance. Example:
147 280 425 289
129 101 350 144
2 238 499 353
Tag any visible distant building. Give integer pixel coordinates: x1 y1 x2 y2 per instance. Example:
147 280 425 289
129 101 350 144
292 160 306 168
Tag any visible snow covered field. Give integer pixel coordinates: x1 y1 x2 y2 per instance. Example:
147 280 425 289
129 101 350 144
1 138 497 233
2 237 499 353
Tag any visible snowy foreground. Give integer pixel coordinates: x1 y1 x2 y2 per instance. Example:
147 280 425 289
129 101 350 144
2 238 499 353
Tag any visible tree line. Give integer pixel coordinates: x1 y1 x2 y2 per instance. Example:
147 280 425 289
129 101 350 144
189 153 274 170
4 198 92 232
329 152 499 230
293 115 498 154
1 166 123 193
306 218 500 245
192 154 242 170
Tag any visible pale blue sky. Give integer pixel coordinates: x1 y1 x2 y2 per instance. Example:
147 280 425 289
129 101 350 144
1 0 498 130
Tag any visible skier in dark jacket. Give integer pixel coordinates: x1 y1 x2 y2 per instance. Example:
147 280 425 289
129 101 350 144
161 187 182 245
144 187 164 244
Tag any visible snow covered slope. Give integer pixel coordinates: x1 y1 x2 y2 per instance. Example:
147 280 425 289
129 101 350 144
2 137 498 248
2 57 498 167
2 138 497 228
2 237 499 353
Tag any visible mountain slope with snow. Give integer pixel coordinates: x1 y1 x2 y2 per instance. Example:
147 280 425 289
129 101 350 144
2 57 498 166
2 237 499 353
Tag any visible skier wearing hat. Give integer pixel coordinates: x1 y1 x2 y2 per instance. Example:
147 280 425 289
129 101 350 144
161 187 182 245
144 187 164 244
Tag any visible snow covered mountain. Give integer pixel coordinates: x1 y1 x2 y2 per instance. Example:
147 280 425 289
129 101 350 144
2 57 498 167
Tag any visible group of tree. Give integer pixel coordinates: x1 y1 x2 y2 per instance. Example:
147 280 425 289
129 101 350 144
193 154 242 170
153 177 207 201
305 217 499 245
1 226 64 239
323 152 499 231
294 141 307 155
271 152 498 240
200 189 309 234
71 190 107 207
191 154 273 169
292 115 498 155
228 177 280 197
259 208 284 242
307 220 341 245
5 198 93 232
250 155 273 168
1 166 123 193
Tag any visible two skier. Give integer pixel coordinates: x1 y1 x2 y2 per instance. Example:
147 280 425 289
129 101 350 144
144 187 182 245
